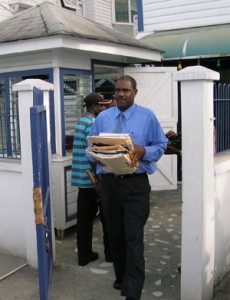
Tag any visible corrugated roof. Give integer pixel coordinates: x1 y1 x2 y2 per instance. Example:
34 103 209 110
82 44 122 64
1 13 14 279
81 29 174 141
0 1 160 52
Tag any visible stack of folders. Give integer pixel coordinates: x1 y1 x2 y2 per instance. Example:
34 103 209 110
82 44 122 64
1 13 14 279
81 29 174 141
86 133 138 174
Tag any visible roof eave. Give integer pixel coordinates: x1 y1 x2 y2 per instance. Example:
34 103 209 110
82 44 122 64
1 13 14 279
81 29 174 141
0 35 162 62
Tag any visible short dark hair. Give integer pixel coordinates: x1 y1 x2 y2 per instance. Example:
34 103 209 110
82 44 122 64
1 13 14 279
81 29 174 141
116 75 137 90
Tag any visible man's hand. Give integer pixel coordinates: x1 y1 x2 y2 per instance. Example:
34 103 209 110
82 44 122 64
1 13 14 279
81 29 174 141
165 131 182 156
165 130 178 139
95 159 107 167
165 145 181 156
130 144 146 168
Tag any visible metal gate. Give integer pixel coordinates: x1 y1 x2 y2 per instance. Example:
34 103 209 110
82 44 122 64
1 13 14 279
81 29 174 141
214 83 230 153
30 87 53 300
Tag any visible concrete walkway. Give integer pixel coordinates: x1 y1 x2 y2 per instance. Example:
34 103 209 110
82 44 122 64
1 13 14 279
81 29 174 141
0 184 229 300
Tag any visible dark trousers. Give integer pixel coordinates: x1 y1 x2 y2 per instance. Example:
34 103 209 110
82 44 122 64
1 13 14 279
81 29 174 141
99 201 112 260
100 174 151 300
76 187 111 261
77 188 98 261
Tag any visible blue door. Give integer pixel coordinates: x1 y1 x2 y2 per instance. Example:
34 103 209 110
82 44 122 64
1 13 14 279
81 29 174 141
30 87 53 300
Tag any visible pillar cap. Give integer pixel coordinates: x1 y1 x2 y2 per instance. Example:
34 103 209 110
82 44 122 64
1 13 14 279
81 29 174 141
12 79 53 91
174 65 220 82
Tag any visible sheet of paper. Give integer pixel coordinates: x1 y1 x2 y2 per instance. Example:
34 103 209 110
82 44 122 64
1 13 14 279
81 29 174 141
88 133 134 151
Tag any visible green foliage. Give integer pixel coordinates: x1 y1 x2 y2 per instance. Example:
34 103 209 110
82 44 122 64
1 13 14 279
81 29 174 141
213 274 223 296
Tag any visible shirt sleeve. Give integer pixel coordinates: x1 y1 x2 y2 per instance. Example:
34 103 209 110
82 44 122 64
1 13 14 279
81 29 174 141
142 115 168 162
144 142 167 162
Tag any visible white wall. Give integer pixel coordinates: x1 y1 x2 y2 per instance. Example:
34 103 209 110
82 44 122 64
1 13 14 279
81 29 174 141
83 0 113 28
142 0 230 32
82 0 95 20
96 0 113 28
214 152 230 280
0 163 26 257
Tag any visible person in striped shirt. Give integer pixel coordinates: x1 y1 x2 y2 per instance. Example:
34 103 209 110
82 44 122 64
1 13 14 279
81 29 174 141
71 93 112 266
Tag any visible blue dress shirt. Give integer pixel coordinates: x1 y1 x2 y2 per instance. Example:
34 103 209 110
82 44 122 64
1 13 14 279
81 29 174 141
89 104 168 175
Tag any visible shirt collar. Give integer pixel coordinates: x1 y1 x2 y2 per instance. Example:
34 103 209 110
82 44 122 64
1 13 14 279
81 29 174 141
114 104 136 120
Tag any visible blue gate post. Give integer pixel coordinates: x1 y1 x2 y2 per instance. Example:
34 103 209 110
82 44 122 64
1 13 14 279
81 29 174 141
13 79 54 300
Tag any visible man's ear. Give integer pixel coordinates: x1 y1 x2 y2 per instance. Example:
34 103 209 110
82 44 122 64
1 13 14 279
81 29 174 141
135 89 138 96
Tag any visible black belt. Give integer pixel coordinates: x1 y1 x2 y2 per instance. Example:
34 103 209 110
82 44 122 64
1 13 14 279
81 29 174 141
104 173 146 179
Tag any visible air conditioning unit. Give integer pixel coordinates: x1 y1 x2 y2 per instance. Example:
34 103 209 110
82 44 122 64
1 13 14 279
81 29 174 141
61 0 82 10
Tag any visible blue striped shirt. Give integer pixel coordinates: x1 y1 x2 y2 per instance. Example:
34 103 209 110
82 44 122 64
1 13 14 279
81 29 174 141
89 104 168 175
71 112 95 188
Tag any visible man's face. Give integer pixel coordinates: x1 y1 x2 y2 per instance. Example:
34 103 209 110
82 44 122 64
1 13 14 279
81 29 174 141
115 79 137 111
93 103 107 117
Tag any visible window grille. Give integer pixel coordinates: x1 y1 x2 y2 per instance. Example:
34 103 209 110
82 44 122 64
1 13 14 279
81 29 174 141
0 79 6 157
0 77 21 159
64 74 92 137
0 71 52 159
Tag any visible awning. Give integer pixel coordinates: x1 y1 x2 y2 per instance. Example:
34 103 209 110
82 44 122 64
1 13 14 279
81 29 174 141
139 25 230 60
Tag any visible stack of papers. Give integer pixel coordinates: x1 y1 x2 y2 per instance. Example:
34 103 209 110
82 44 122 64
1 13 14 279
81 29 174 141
88 133 134 151
86 133 137 174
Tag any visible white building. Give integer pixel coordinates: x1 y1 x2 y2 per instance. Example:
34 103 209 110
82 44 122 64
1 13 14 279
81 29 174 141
136 0 230 82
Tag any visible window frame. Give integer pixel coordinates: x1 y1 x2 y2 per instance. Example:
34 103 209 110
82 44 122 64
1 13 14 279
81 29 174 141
113 0 137 24
59 68 93 157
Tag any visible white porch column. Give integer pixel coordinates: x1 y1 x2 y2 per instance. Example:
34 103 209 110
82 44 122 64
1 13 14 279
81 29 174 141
175 66 219 300
13 79 53 267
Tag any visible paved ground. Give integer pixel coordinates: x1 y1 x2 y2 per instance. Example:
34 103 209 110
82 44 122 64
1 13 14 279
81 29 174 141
0 183 229 300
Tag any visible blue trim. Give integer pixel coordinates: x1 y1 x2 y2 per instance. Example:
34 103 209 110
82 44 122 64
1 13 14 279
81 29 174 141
0 68 53 78
46 71 56 155
33 87 44 106
30 105 41 187
91 59 128 68
5 78 12 157
137 0 144 32
92 71 95 92
59 68 93 157
30 94 53 299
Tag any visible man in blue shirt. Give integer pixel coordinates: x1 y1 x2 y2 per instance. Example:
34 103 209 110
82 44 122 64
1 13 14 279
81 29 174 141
89 75 168 300
71 93 112 266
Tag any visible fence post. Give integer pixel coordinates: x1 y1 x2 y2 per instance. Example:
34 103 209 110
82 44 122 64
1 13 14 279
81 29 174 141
13 79 53 267
175 66 219 300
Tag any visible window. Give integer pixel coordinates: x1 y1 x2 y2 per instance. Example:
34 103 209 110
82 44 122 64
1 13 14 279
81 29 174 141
0 77 21 159
60 70 92 155
64 74 92 136
0 70 53 159
114 0 137 23
63 74 92 137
